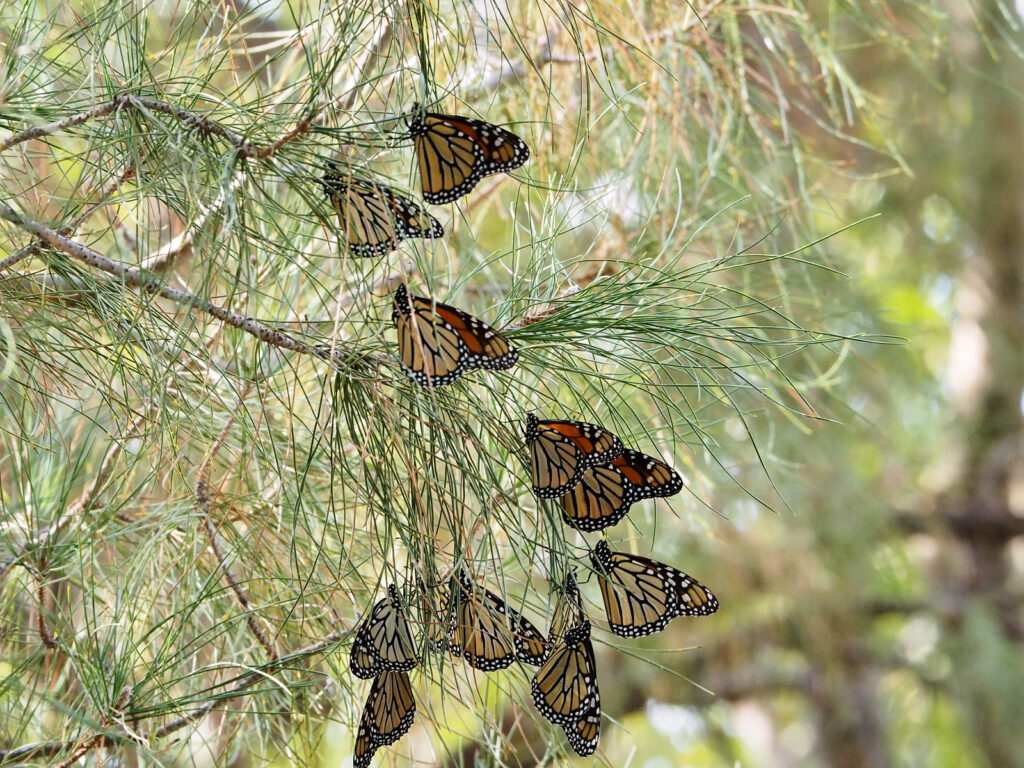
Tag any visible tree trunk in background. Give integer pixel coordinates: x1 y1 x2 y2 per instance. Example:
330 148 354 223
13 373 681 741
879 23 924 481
941 4 1024 765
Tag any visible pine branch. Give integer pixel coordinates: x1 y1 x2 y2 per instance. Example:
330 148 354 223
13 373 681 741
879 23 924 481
0 630 345 765
0 164 138 274
0 203 375 372
1 16 394 276
0 409 150 582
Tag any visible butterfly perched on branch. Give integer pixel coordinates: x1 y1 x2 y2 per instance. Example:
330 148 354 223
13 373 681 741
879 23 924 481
407 105 530 204
321 168 442 257
392 284 518 387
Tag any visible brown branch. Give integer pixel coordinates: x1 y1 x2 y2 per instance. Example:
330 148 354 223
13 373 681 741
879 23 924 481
893 503 1024 541
0 95 255 159
195 384 277 660
51 734 105 768
36 558 56 649
0 99 126 153
0 630 344 765
139 174 245 271
0 203 370 370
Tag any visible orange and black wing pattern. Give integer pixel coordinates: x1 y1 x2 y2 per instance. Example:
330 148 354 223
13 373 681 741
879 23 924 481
321 171 442 257
559 449 683 531
524 414 624 498
352 670 416 768
446 571 548 671
530 574 600 756
590 539 718 638
392 284 518 387
408 106 530 204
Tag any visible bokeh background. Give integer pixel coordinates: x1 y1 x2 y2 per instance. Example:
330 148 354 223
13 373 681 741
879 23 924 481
2 1 1023 767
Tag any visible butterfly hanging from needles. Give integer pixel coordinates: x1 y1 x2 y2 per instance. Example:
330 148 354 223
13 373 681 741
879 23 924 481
524 414 625 499
350 584 420 679
406 104 530 204
392 283 518 387
352 669 417 768
320 165 442 257
590 539 719 638
530 572 601 756
559 449 684 531
445 569 549 671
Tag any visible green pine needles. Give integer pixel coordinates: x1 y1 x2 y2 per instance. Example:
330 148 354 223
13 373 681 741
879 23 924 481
0 1 880 766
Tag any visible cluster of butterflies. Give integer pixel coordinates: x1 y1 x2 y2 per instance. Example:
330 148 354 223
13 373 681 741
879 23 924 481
320 105 525 389
350 418 718 765
349 542 716 766
320 104 528 257
324 105 719 763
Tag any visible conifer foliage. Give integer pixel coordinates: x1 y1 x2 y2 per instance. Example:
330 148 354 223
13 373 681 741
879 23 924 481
0 1 858 766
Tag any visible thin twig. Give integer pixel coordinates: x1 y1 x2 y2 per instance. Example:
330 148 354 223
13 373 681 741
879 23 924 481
195 384 277 659
0 203 368 370
139 174 245 271
51 734 105 768
0 95 254 159
36 558 56 649
0 242 42 272
0 409 151 582
0 98 126 153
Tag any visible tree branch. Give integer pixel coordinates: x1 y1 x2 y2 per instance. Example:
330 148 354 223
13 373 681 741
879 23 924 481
0 164 139 274
0 203 370 371
0 409 151 582
0 99 126 153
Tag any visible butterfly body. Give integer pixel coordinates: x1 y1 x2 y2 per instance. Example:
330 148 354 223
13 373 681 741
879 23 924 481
392 284 518 387
353 669 416 768
525 414 625 498
560 449 683 531
408 107 530 204
590 540 718 638
321 172 442 257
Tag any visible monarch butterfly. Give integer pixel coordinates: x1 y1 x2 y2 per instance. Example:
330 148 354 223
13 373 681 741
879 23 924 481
559 449 683 531
321 170 443 258
524 414 625 498
407 105 530 204
353 669 416 768
446 570 549 671
590 539 718 638
392 283 518 387
531 574 600 756
350 584 420 679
